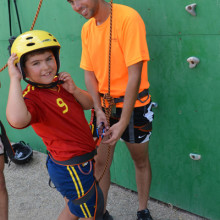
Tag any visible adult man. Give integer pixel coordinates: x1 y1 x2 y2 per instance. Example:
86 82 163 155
67 1 154 219
0 138 8 220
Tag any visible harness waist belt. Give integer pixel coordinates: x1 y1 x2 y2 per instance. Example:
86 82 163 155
0 120 14 163
100 89 149 104
48 149 97 166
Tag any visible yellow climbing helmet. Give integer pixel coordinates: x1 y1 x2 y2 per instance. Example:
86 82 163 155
11 30 62 88
11 30 61 65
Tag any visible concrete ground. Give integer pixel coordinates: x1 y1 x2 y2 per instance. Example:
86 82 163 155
4 151 208 220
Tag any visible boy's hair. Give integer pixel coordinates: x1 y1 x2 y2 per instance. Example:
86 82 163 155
23 48 54 66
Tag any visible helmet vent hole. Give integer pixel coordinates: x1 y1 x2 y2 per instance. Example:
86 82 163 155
26 43 35 46
49 34 52 36
53 39 57 42
26 37 33 40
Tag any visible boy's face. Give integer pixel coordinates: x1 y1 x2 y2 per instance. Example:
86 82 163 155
24 50 57 85
67 0 99 19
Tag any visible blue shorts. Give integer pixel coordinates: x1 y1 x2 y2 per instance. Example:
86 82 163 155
47 156 96 218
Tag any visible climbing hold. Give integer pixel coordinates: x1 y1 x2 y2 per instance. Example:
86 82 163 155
189 153 201 161
185 3 197 16
151 102 158 108
187 56 200 68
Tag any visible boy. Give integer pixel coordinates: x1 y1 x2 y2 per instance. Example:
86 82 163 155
6 30 102 220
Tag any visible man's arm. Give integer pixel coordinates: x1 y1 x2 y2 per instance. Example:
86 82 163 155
84 70 109 130
103 61 143 145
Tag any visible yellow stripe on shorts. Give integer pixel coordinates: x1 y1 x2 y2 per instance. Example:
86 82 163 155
67 166 81 198
71 166 85 195
67 165 92 218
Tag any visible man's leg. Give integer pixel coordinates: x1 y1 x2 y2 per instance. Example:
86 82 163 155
0 155 8 220
94 140 116 213
126 141 151 211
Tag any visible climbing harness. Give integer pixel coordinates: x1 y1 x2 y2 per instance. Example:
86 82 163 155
0 121 33 165
100 89 149 104
48 150 97 166
46 108 104 219
47 149 104 220
0 0 44 73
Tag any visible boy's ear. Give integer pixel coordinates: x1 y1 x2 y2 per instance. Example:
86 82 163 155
17 62 23 75
24 73 29 78
22 67 28 78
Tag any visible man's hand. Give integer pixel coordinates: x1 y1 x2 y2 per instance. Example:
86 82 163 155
102 121 125 146
95 108 109 135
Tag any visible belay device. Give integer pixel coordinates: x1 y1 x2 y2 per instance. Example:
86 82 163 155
0 121 33 165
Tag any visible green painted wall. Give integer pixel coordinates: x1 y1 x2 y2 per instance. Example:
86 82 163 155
0 0 219 219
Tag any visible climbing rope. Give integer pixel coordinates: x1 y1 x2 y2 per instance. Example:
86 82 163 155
30 0 43 31
102 0 114 126
97 0 114 183
0 64 8 73
0 0 44 73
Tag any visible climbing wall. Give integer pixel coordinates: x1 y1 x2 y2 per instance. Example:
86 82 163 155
0 1 219 219
110 1 220 219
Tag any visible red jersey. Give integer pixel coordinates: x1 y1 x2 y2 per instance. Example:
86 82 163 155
23 84 96 161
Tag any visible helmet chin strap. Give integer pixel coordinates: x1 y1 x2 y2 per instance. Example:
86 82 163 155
24 78 63 89
23 75 64 89
17 60 63 89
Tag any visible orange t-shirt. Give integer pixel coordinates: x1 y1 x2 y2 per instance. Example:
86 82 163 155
80 4 150 107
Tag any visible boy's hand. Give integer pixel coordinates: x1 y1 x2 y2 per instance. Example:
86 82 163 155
59 72 77 94
7 53 22 81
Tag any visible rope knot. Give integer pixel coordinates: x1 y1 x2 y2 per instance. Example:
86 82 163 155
102 93 115 126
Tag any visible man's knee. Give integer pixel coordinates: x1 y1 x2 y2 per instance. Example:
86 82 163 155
95 159 106 169
130 148 150 169
134 157 150 170
95 157 112 174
